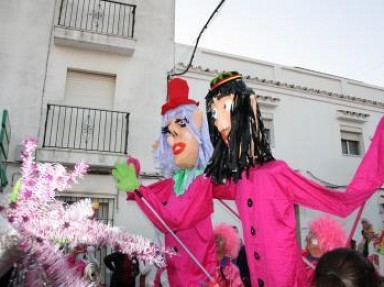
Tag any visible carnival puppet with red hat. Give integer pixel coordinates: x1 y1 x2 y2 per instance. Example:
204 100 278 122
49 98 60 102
204 71 384 287
113 77 227 286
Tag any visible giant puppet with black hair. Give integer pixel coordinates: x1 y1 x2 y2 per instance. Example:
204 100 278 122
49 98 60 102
113 78 231 286
204 71 384 287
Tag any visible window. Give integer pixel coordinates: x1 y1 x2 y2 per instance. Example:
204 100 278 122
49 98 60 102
56 195 115 286
340 126 363 156
262 114 274 146
57 196 115 225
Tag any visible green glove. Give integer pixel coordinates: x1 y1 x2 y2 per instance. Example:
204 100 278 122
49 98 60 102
112 161 140 191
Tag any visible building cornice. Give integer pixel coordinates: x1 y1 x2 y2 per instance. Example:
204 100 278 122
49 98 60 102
256 94 280 108
178 63 384 109
336 109 370 123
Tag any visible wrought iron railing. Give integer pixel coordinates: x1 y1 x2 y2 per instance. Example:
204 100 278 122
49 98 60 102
58 0 136 38
43 104 129 154
0 110 11 188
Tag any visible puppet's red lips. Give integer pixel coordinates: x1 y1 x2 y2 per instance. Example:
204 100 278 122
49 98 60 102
173 142 186 155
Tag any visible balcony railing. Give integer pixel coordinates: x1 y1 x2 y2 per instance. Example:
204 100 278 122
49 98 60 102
43 104 129 154
58 0 136 38
0 110 11 188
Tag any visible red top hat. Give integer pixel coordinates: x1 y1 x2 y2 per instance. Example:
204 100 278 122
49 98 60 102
161 78 199 115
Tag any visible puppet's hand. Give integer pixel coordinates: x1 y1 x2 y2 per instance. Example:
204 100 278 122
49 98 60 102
112 161 140 192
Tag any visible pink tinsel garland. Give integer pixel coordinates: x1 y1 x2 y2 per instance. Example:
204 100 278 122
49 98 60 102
0 138 165 286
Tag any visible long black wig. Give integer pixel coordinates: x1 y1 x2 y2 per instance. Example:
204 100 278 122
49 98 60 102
205 75 274 184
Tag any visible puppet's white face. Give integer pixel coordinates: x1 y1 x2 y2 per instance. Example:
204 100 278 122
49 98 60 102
210 94 234 144
165 118 199 169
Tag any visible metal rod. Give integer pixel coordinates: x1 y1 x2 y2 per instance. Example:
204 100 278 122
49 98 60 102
218 199 240 220
124 113 129 154
42 105 51 147
346 202 365 247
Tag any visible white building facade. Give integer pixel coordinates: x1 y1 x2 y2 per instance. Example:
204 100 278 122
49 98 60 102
1 0 384 276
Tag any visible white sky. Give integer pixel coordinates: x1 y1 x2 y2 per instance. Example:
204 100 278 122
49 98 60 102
175 0 384 87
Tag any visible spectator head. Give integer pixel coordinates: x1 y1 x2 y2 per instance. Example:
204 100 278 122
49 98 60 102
306 216 346 258
361 218 371 229
313 248 379 287
214 223 241 260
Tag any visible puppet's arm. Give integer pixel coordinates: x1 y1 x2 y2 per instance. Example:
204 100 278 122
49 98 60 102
345 116 384 204
134 176 214 233
113 161 214 232
212 181 236 200
275 163 348 216
280 117 384 217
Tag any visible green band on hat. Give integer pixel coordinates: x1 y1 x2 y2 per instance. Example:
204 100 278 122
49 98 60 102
210 71 242 90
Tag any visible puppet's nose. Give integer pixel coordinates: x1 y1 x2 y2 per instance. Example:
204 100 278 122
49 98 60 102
216 119 231 143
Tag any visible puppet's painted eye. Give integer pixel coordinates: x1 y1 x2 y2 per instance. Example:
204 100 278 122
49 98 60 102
175 117 189 127
211 108 218 120
223 100 233 111
161 126 170 134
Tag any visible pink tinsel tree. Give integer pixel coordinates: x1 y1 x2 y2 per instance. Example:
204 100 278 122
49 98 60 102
0 138 164 286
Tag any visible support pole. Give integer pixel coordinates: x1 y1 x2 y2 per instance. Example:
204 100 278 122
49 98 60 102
218 199 240 220
346 202 366 247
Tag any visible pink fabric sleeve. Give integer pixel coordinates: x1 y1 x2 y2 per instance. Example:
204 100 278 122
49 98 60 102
134 176 214 233
212 181 236 200
279 116 384 217
142 178 174 202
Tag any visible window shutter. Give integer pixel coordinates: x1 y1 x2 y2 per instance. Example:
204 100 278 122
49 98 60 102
341 131 361 141
64 70 115 109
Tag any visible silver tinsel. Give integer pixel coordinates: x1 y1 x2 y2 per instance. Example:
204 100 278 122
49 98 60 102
84 262 101 286
0 215 22 278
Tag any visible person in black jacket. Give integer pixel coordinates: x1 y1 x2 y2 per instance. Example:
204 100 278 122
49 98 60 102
232 226 250 287
104 251 139 287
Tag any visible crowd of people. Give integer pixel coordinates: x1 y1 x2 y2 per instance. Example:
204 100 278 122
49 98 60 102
62 214 383 287
100 217 382 287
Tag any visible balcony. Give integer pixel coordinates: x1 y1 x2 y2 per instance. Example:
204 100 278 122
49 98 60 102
0 110 11 188
54 0 137 55
39 104 129 166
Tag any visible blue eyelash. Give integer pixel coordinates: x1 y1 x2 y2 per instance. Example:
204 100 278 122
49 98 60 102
162 117 189 134
161 126 169 134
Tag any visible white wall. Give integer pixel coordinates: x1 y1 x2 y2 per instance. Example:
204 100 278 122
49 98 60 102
0 0 56 160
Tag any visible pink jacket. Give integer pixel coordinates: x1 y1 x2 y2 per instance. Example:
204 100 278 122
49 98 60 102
216 117 384 287
134 175 230 287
